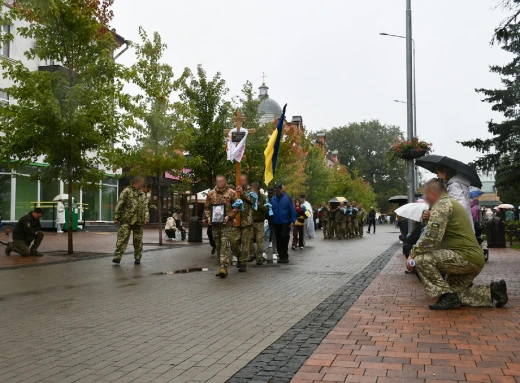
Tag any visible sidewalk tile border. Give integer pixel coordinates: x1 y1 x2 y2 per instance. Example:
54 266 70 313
227 242 401 383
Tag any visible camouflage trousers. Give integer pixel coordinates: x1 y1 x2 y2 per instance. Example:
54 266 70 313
351 218 358 237
114 224 143 260
358 222 364 237
212 224 232 267
9 232 44 257
322 220 329 239
415 249 492 307
230 225 252 264
336 222 346 238
330 221 336 238
249 222 265 261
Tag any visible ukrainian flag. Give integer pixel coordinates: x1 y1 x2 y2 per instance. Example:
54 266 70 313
264 104 287 185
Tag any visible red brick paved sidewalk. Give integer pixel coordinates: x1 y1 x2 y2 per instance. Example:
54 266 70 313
293 247 520 383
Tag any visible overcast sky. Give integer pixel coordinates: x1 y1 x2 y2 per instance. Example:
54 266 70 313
112 0 510 170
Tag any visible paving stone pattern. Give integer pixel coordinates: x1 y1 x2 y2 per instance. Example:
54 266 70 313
293 246 520 383
0 226 398 382
228 243 401 383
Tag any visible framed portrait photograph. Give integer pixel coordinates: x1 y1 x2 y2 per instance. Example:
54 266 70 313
211 204 226 224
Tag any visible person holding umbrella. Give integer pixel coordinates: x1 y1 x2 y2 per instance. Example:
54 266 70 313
416 155 481 230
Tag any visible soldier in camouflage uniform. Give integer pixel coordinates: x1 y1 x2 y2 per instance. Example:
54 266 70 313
357 204 367 238
230 174 255 272
113 176 150 265
345 203 352 239
408 178 508 310
350 202 359 238
320 202 330 239
335 202 347 239
204 174 238 278
249 182 267 265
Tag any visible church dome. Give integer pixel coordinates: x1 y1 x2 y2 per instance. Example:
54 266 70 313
257 83 282 122
259 98 283 116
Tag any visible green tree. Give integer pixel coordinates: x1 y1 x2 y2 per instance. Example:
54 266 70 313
114 28 185 245
177 65 233 190
0 0 131 253
235 81 272 183
325 120 406 212
304 143 332 204
460 21 520 207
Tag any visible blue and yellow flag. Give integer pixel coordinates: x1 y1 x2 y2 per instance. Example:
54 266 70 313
264 104 287 185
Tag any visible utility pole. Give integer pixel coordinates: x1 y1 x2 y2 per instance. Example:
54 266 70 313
406 0 415 231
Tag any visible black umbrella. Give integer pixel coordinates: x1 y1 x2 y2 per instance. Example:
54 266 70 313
388 195 408 204
415 155 482 188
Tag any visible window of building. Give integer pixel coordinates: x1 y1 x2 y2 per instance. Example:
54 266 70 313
0 173 11 221
82 185 100 221
1 25 10 57
40 179 60 222
0 89 8 103
15 176 38 220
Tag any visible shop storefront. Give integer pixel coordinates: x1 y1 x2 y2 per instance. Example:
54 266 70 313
0 164 118 227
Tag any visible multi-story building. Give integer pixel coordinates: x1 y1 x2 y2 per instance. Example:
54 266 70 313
0 1 128 227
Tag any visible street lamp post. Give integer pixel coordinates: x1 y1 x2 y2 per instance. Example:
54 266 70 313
380 34 416 137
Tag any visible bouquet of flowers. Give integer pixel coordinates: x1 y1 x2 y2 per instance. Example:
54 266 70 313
388 137 432 160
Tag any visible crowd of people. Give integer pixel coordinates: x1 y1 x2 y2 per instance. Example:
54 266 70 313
1 169 512 310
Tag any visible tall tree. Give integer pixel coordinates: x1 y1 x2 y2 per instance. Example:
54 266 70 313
177 65 233 190
0 0 131 253
326 120 406 212
114 28 185 245
460 21 520 207
235 81 272 183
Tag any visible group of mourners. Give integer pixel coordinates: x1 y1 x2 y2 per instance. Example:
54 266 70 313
402 165 508 310
203 173 314 278
317 202 378 240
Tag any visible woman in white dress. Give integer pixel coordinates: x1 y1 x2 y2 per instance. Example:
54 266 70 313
56 199 65 233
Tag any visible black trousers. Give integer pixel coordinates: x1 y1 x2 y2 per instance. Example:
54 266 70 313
165 229 176 239
368 219 376 233
207 225 216 249
273 223 291 262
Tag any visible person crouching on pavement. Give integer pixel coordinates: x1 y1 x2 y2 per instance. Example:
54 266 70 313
5 208 45 257
407 178 508 310
165 214 178 240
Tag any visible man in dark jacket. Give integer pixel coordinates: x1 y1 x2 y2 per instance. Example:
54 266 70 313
367 207 377 234
270 184 296 264
5 208 44 257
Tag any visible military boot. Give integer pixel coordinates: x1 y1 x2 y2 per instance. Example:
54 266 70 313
429 292 462 310
112 258 121 264
239 263 247 272
216 267 228 278
491 280 508 308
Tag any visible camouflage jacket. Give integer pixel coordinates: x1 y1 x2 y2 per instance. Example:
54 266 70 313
411 194 484 267
204 184 238 226
237 185 254 227
320 206 330 222
114 186 150 225
335 207 346 223
358 208 367 223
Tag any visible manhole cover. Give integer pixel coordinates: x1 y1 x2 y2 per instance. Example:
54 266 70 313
152 268 209 275
307 271 346 276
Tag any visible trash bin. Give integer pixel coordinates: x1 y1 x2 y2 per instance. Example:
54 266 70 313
486 217 506 248
188 216 203 243
63 202 79 232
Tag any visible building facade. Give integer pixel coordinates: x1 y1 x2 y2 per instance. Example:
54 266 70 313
0 1 123 226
